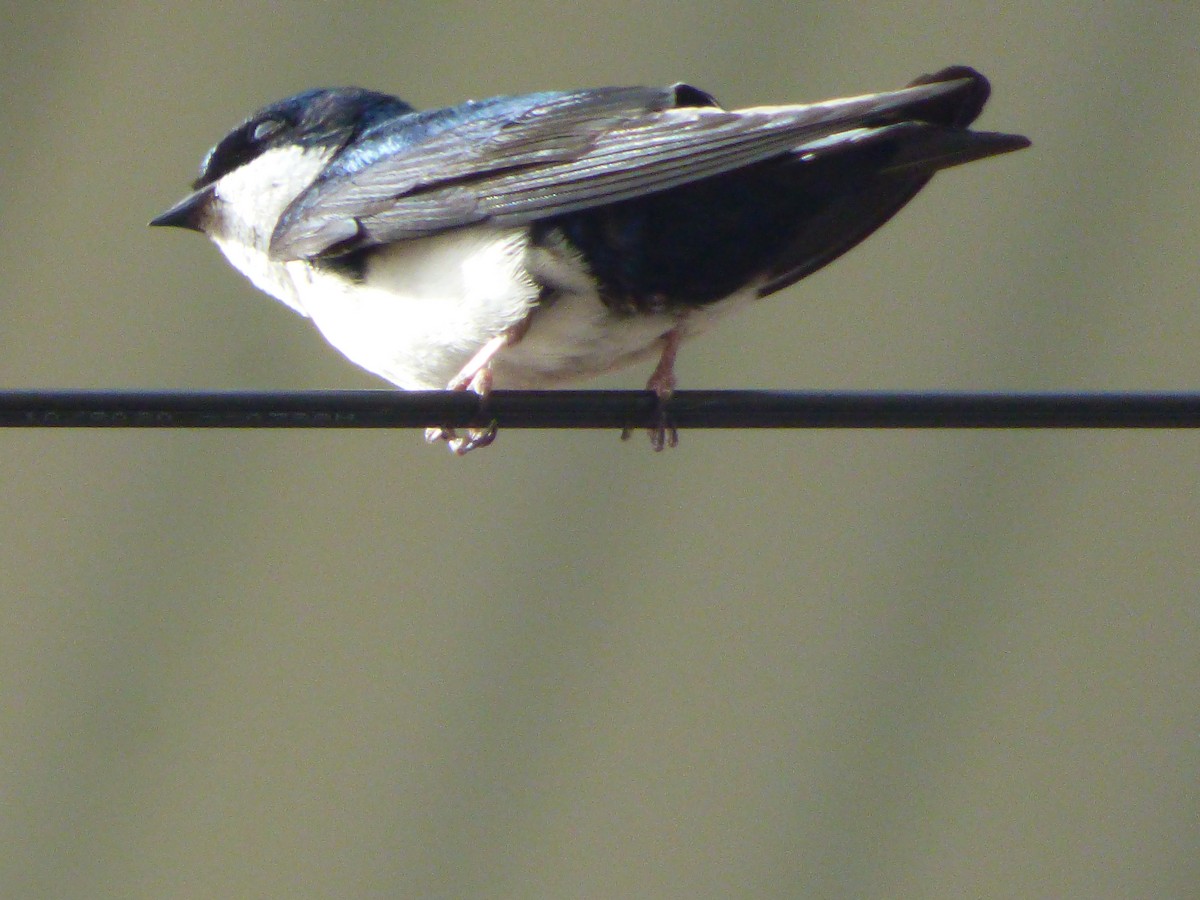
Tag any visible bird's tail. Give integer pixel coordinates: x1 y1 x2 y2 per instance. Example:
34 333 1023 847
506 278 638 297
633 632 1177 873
873 66 1030 172
755 66 1028 297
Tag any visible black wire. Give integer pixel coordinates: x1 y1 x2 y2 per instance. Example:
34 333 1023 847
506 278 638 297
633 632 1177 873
1 389 1199 429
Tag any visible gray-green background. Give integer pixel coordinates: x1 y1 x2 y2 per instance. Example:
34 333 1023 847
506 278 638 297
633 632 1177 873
3 3 1197 897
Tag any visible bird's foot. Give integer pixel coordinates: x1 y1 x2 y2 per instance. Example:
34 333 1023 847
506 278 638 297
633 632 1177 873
426 365 497 454
623 326 682 451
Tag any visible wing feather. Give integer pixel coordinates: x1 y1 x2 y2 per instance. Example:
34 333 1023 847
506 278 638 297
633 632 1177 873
270 78 970 260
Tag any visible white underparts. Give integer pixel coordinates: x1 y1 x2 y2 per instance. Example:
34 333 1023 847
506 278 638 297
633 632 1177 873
204 147 753 389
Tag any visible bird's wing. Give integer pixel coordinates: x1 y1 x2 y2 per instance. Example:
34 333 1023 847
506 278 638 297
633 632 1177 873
269 78 971 260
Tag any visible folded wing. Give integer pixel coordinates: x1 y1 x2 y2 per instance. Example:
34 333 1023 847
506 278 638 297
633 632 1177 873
270 71 1025 261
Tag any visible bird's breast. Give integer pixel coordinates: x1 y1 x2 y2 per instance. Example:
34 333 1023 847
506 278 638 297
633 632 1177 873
290 226 542 389
252 223 751 391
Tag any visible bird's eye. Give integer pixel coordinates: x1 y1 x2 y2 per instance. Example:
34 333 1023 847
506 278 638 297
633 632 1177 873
252 118 284 142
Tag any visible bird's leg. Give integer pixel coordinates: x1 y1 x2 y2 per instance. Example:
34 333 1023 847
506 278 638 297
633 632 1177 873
444 366 497 455
646 327 682 451
425 322 526 454
623 325 683 451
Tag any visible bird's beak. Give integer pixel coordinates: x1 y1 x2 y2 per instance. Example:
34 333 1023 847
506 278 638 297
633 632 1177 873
149 185 215 231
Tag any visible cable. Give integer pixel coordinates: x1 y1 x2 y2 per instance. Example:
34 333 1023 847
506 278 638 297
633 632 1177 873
1 390 1198 429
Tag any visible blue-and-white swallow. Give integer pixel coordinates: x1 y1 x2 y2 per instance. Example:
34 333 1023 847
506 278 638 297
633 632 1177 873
151 65 1028 452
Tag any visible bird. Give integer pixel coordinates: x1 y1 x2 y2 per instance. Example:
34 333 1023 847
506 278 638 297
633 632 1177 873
150 65 1028 453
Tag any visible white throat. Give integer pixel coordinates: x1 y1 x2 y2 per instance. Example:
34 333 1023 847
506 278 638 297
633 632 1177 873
207 144 335 313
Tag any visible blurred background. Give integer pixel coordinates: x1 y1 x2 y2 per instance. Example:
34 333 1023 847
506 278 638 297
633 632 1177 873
2 2 1197 897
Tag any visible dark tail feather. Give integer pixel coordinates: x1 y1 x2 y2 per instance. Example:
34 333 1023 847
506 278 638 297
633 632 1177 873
756 67 1028 298
875 122 1031 174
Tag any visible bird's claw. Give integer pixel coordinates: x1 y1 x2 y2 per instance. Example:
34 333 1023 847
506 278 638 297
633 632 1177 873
620 393 678 450
425 421 498 455
649 412 679 452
